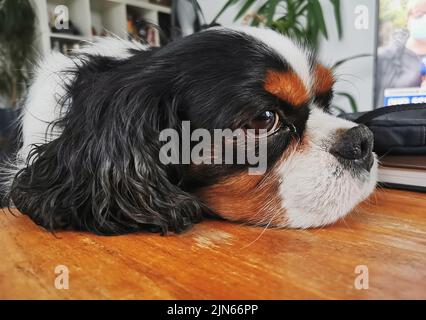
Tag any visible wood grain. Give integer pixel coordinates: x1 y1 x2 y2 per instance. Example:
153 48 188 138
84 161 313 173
1 188 425 299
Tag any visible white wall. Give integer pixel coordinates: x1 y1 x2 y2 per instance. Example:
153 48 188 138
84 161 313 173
198 0 378 112
319 0 377 112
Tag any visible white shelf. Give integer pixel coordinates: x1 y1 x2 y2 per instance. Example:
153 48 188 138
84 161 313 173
112 0 171 14
49 32 92 41
31 0 171 56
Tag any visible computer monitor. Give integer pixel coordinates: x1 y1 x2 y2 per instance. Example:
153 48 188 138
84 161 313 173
375 0 426 107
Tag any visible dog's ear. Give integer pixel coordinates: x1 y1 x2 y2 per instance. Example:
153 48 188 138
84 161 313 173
9 57 209 234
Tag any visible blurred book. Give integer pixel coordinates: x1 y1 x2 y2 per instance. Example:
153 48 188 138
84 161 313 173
378 155 426 192
383 88 426 107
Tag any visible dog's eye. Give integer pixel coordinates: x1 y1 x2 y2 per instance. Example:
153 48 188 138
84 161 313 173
245 111 280 137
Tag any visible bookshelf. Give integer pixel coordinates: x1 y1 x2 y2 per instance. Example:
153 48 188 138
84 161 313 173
30 0 171 56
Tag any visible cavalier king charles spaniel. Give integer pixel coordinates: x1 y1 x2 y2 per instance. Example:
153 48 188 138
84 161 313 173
3 27 378 234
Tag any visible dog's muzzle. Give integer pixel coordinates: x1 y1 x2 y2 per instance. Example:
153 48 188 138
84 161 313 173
330 124 375 172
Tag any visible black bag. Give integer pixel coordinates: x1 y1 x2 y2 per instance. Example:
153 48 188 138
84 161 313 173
341 104 426 156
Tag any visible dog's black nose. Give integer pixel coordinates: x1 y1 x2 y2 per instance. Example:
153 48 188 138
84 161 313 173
330 125 374 171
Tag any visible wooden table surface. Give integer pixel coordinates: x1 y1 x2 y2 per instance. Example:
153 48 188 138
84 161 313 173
1 188 425 300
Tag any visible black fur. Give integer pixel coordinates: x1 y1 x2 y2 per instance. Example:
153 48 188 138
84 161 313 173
8 29 324 235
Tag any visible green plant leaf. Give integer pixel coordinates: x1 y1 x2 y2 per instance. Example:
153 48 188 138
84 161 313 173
332 54 372 69
335 92 358 113
191 0 207 25
305 7 319 46
235 0 257 21
286 0 296 22
265 0 279 26
296 3 309 16
212 0 240 23
214 0 344 51
309 0 328 39
253 1 270 26
329 0 342 39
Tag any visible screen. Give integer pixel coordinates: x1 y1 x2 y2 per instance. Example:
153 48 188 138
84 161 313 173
376 0 426 106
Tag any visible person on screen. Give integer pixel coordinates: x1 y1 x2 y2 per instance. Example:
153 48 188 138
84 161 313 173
375 0 426 105
421 57 426 87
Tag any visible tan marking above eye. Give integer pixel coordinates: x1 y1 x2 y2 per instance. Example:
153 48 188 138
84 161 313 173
264 69 309 107
314 64 335 94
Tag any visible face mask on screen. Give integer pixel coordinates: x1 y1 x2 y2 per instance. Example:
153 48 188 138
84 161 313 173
409 15 426 40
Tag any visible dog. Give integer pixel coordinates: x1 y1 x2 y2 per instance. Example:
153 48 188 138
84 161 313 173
3 27 378 234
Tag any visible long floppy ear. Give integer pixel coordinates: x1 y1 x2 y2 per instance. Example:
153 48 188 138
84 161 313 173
9 54 208 235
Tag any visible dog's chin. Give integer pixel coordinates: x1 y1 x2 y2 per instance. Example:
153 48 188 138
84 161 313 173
277 148 378 229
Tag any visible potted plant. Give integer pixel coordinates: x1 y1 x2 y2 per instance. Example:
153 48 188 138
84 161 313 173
0 0 36 157
213 0 343 48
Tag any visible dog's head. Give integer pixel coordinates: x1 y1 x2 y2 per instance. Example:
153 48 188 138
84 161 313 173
10 27 377 234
